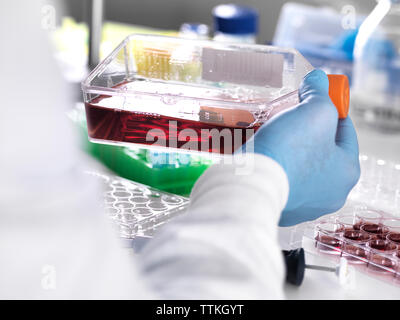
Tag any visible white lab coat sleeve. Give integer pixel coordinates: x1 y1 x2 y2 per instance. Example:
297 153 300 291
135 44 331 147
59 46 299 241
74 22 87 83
139 154 289 299
0 0 154 299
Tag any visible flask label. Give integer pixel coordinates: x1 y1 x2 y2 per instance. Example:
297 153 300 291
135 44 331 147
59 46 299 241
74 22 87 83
201 47 284 87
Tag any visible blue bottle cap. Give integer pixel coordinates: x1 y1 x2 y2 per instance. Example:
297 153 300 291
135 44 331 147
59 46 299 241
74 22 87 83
213 4 258 35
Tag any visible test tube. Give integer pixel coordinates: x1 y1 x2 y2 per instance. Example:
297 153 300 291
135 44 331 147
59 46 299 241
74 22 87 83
315 222 343 255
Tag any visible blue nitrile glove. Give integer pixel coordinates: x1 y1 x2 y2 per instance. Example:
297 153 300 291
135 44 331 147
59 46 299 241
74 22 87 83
245 69 360 226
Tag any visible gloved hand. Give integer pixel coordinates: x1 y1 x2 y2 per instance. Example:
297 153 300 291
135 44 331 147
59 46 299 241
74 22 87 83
245 69 360 226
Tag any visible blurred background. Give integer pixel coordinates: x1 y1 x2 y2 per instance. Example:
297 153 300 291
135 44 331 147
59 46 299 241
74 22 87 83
50 0 377 44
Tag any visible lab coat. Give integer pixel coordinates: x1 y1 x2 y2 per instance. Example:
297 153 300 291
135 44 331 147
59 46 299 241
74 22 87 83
0 0 287 299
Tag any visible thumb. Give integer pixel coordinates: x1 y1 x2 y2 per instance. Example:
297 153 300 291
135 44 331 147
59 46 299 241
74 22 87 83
297 69 338 125
298 69 330 103
336 117 359 157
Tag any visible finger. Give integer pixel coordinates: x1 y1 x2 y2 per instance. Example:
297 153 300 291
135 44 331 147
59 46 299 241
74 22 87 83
298 69 329 103
297 69 338 126
336 117 359 156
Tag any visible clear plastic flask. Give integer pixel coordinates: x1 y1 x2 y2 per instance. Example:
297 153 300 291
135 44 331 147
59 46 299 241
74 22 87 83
82 34 349 155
